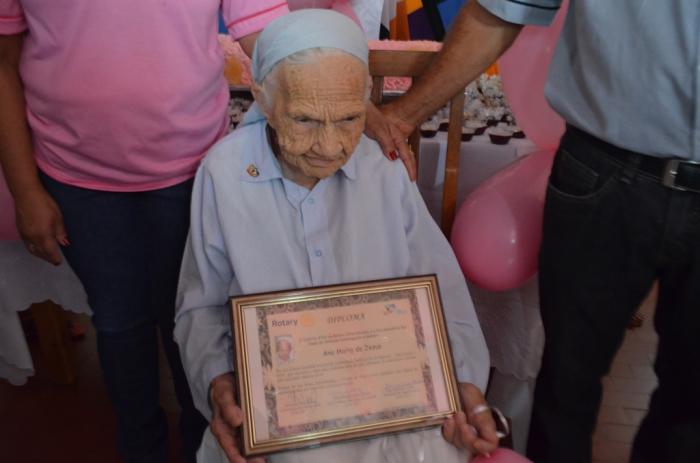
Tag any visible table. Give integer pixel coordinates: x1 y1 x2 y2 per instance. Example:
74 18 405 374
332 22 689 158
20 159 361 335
417 133 543 452
0 241 90 385
417 131 537 223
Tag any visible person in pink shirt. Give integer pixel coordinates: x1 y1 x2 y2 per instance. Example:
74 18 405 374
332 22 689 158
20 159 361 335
288 0 361 26
0 1 289 462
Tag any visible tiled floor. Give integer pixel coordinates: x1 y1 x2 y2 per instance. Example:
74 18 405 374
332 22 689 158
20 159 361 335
0 288 659 463
592 285 658 463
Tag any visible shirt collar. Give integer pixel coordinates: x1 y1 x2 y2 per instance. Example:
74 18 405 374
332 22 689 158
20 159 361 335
239 123 284 183
339 145 358 181
239 122 359 183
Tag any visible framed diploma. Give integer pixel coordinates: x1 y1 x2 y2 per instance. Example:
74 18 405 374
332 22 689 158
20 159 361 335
230 275 461 456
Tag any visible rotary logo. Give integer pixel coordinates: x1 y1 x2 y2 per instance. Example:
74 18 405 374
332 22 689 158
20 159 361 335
299 312 316 327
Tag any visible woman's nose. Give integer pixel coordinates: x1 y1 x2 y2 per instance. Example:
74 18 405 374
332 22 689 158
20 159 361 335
315 124 343 157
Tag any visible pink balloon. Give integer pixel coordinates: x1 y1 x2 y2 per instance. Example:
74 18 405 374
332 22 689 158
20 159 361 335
472 448 533 463
0 166 20 241
499 0 569 151
450 150 555 291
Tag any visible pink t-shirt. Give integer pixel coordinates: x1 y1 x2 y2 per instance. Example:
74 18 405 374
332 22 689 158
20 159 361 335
0 0 289 191
288 1 360 27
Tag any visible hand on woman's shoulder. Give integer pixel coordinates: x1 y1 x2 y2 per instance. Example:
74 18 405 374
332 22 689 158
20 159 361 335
357 135 413 184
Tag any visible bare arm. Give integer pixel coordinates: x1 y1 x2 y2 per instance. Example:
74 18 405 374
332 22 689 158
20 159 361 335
0 34 35 198
0 33 67 264
237 32 259 58
380 1 522 135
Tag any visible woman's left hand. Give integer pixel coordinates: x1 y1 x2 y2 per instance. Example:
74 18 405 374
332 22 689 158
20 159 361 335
442 382 500 457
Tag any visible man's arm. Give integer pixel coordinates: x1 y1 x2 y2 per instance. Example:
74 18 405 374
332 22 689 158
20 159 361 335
381 1 522 135
0 34 67 264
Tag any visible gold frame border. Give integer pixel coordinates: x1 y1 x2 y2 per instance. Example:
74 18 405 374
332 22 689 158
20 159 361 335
231 275 461 456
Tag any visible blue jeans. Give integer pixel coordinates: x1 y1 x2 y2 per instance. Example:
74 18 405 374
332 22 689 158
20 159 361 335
527 127 700 462
40 172 207 463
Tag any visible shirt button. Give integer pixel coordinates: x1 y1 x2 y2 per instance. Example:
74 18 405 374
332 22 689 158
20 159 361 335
308 198 315 205
315 250 323 257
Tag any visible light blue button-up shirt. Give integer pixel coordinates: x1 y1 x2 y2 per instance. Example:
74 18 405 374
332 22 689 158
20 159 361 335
478 0 700 160
174 122 489 418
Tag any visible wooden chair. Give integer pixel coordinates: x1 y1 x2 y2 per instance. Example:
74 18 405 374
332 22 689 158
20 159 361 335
368 49 466 234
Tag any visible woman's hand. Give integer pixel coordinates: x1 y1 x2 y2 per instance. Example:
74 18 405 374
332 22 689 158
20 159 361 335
442 382 500 457
209 373 265 463
364 102 417 181
15 186 68 265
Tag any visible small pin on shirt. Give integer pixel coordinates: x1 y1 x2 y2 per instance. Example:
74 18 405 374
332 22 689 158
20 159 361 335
247 164 260 177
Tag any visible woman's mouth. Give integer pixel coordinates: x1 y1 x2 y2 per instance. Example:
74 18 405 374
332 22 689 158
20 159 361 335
305 156 339 167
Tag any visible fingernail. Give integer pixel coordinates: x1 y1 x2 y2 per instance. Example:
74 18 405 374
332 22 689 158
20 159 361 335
390 150 398 160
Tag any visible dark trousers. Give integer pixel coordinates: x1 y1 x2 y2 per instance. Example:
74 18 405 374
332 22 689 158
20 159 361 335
40 172 207 463
526 127 700 462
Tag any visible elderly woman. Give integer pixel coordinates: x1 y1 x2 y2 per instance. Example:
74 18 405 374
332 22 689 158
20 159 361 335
175 10 497 463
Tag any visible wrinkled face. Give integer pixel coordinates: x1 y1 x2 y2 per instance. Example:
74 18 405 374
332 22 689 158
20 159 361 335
261 54 368 187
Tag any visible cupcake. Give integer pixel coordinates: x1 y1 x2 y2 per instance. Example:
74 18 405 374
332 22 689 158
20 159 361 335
420 120 438 138
460 127 475 142
464 120 487 136
510 126 526 138
488 128 512 145
438 118 450 132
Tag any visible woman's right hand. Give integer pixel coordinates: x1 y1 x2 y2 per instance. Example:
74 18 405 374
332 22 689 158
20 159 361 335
364 102 417 181
14 186 68 265
210 373 265 463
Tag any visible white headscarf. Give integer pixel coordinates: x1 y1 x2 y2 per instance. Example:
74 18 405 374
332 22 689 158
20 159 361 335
241 9 369 126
